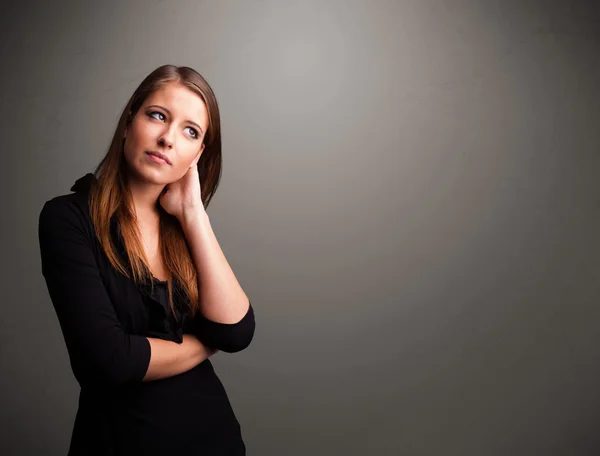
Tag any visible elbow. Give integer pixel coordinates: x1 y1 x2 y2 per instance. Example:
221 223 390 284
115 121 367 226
85 357 149 387
217 325 256 353
102 335 151 385
199 304 256 353
73 361 137 388
71 335 151 387
100 357 149 386
215 302 256 353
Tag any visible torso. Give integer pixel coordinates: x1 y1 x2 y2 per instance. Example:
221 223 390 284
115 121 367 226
47 186 248 454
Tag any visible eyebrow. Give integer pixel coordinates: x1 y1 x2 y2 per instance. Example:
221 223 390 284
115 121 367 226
147 104 204 135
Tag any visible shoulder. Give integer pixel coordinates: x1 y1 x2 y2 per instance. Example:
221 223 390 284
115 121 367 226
39 191 93 239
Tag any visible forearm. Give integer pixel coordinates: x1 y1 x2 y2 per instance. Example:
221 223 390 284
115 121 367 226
181 211 250 324
142 335 215 381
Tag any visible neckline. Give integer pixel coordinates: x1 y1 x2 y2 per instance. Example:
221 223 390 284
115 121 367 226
151 276 168 285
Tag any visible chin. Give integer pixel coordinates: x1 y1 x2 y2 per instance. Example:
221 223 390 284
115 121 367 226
127 161 170 186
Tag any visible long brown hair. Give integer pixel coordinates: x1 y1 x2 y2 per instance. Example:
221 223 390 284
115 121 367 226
89 65 222 318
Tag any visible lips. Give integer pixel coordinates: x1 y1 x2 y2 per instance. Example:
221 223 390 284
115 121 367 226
146 151 171 165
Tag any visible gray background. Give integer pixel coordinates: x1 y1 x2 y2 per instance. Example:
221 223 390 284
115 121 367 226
1 0 600 454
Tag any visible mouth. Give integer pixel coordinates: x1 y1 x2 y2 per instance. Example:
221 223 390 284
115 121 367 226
146 151 171 165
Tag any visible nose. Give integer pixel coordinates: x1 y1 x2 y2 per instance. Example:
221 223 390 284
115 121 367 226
158 128 174 149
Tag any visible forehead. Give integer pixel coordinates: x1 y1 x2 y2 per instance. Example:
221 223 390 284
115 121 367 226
143 82 208 125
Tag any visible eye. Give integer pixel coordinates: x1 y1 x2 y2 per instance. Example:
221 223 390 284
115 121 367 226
148 111 166 121
184 126 199 139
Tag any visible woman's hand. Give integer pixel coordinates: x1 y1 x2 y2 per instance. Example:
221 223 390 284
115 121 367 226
159 155 205 222
181 334 218 358
143 334 217 381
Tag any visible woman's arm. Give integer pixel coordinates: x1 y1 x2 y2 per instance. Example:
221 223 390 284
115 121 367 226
143 335 216 381
181 211 251 324
180 211 255 352
38 198 209 386
191 305 254 353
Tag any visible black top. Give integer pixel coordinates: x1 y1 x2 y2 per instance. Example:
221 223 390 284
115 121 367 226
38 173 256 455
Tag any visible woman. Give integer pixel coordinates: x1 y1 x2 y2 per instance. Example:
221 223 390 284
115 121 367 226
38 65 255 455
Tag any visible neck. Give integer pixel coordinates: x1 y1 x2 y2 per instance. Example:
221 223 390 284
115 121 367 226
126 171 165 226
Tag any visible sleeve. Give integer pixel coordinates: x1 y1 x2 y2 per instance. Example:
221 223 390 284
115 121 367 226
38 199 151 387
192 302 256 353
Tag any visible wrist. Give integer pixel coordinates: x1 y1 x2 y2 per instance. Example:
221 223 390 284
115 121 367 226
180 209 210 232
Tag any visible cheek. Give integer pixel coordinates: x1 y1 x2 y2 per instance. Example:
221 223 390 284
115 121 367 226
172 152 196 175
174 162 191 178
129 119 158 143
125 125 151 155
181 145 201 164
123 134 141 161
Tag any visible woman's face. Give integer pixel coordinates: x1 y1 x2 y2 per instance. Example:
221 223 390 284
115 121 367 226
123 82 209 185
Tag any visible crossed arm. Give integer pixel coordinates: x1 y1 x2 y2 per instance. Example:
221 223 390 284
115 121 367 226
38 198 255 386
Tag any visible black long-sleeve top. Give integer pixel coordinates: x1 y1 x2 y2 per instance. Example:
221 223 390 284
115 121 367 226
38 173 255 455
